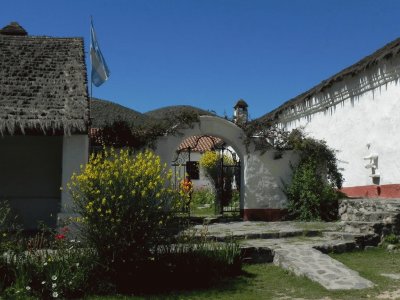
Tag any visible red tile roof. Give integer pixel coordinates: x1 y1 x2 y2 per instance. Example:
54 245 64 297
178 135 222 153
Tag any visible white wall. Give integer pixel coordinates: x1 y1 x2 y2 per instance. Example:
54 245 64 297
244 149 297 209
59 135 89 222
282 60 400 187
171 151 214 190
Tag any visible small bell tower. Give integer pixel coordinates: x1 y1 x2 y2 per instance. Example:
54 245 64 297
233 99 248 126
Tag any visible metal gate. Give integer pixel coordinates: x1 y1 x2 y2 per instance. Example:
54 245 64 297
214 143 241 215
171 136 241 216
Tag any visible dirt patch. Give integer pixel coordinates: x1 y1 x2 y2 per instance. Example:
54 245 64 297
376 289 400 299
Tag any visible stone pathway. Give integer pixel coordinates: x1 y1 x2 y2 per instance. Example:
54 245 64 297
191 221 341 241
187 221 377 290
273 245 373 290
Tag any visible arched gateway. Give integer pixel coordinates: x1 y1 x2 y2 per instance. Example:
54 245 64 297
154 116 297 221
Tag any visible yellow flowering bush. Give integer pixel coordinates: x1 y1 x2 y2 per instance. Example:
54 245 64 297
69 148 180 271
199 151 233 185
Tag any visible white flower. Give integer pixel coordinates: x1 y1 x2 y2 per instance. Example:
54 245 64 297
52 283 57 288
52 291 58 298
41 281 46 285
69 281 72 285
51 275 57 281
26 286 31 291
76 262 80 267
43 262 48 266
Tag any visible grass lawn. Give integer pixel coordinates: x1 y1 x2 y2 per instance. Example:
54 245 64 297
89 247 400 300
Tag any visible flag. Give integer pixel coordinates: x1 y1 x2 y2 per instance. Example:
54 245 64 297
90 18 110 87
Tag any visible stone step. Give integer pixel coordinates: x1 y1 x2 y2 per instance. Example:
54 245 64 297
198 229 324 242
322 231 380 248
322 231 362 240
340 198 400 209
273 245 374 290
340 221 384 234
240 236 358 258
341 211 400 222
240 245 274 264
312 240 357 254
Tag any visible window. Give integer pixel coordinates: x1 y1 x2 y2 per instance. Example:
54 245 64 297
186 161 200 180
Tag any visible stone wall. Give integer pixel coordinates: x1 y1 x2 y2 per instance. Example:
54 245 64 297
339 198 400 238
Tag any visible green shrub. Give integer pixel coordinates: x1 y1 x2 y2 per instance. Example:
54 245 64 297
384 233 399 244
285 161 339 221
1 225 99 299
69 148 182 288
285 130 343 221
231 190 240 208
0 200 22 295
120 229 242 293
192 188 215 206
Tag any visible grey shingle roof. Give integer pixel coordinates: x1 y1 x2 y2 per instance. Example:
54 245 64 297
0 22 89 135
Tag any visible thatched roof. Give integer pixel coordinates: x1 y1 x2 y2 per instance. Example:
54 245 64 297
0 21 27 36
90 98 155 128
0 22 89 135
257 37 400 124
145 105 213 119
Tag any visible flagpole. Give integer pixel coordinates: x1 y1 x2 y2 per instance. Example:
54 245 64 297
88 16 93 156
90 15 93 100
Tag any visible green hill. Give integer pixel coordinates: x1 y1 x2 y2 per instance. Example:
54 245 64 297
145 105 213 119
90 98 155 128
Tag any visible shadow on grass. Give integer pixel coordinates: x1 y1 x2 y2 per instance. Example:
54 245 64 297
109 268 257 299
110 255 247 296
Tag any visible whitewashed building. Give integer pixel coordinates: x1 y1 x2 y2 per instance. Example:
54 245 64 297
257 37 400 199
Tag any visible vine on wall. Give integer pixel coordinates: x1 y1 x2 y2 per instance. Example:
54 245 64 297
284 129 344 221
242 119 344 221
91 111 201 150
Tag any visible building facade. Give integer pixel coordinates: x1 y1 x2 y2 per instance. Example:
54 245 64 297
0 22 89 229
258 38 400 198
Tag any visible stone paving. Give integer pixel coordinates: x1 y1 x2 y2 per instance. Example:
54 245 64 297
273 245 374 290
194 221 341 240
189 221 376 290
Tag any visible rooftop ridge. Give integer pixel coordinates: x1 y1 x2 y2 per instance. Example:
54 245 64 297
257 37 400 124
0 21 27 36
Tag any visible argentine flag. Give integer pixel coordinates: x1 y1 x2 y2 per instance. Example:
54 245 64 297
90 19 110 87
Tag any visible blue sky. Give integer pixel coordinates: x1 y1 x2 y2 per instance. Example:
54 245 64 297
2 0 400 119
